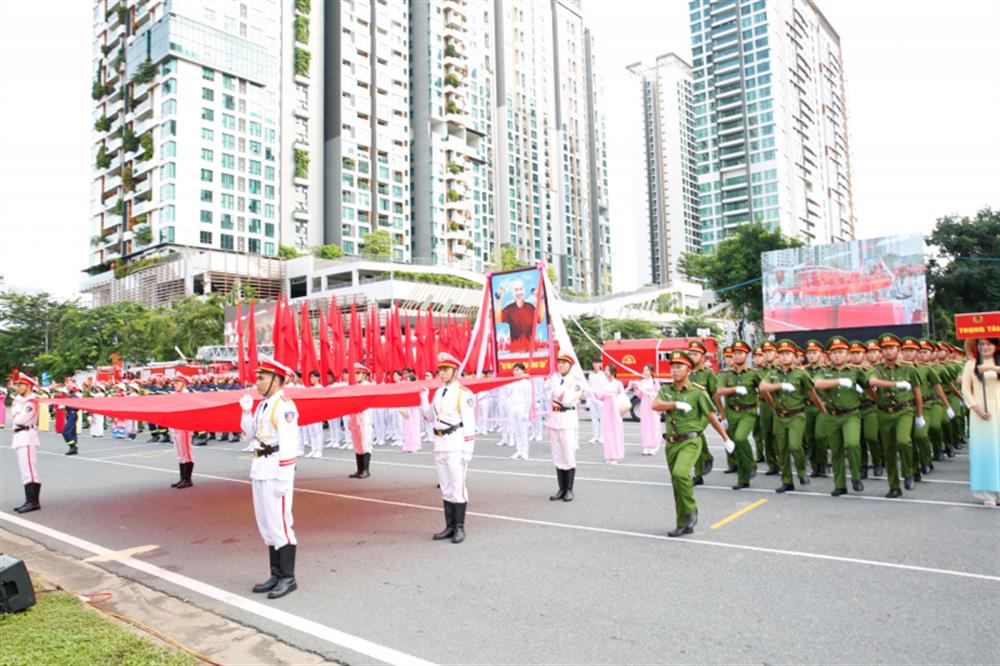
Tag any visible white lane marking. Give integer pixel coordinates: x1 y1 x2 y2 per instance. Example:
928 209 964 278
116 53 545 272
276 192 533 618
23 454 1000 583
0 511 436 666
183 446 985 510
85 544 160 562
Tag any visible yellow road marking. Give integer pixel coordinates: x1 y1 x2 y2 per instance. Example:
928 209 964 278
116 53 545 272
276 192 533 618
84 544 160 562
711 498 767 530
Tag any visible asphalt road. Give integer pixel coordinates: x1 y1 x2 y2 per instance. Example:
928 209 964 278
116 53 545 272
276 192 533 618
2 417 998 665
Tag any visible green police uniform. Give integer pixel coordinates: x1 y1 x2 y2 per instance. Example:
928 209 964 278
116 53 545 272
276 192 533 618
689 364 719 479
767 358 816 488
802 340 827 477
720 365 759 486
857 363 883 475
815 360 867 492
657 374 717 531
873 338 921 494
911 360 942 469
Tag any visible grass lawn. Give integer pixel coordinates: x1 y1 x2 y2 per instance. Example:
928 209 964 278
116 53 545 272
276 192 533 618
0 579 195 666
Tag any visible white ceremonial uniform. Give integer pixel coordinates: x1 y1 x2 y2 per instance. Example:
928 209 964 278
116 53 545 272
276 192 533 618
587 371 608 441
301 385 325 457
89 390 106 437
530 377 549 440
420 380 477 503
12 393 41 484
507 378 533 457
349 382 374 454
548 373 585 470
169 389 194 464
241 389 299 548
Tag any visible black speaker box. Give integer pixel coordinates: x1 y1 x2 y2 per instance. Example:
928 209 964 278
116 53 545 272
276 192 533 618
0 553 36 613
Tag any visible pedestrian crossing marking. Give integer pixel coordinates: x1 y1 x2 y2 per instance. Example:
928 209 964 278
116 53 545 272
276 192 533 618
711 498 767 529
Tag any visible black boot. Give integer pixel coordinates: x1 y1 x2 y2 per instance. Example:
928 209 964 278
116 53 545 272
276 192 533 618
852 479 864 492
208 432 217 441
14 483 40 513
171 463 184 488
549 469 566 501
148 431 161 443
162 432 172 444
220 433 230 442
349 454 365 478
451 503 466 544
667 510 697 537
433 501 455 540
562 468 575 502
252 546 281 593
873 465 884 477
176 462 194 489
268 545 297 599
65 444 79 455
359 452 371 478
904 476 914 490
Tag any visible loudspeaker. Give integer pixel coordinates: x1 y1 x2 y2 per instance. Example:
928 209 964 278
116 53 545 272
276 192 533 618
0 553 36 614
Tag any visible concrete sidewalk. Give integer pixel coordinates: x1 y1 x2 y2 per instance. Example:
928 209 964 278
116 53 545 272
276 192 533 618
0 528 328 665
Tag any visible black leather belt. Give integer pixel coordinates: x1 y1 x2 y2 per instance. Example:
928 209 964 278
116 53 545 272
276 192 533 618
434 423 462 436
826 406 858 416
923 396 939 404
880 400 914 414
665 431 700 444
727 402 755 413
860 400 876 410
14 425 34 433
776 407 806 418
254 443 279 457
552 403 576 412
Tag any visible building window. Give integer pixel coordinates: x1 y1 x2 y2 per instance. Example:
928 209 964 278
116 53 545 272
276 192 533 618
202 87 214 101
223 94 235 110
162 162 176 178
160 183 175 200
200 231 213 245
248 238 260 254
249 218 261 233
161 205 175 222
221 213 233 229
264 242 275 256
201 128 214 141
264 223 274 238
249 121 262 137
222 114 235 129
159 226 175 243
200 189 213 202
162 99 177 116
202 67 215 80
249 140 261 155
201 108 214 121
248 199 261 214
220 234 234 250
249 160 261 175
201 149 213 162
221 173 234 189
161 141 176 158
223 75 235 91
200 210 213 223
222 134 235 149
265 166 275 181
249 179 261 195
264 204 275 219
221 193 234 210
221 153 235 169
200 169 213 182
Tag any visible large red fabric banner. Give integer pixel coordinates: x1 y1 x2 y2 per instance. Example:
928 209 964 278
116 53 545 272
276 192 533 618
46 376 519 431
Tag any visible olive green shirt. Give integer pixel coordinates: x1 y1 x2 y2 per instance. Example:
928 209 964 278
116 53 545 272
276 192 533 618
656 381 716 437
689 366 718 397
912 363 941 400
719 367 759 408
766 366 815 412
816 365 867 411
873 362 920 408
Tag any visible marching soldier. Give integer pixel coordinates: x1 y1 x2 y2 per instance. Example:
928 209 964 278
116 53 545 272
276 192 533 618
803 339 828 478
757 342 781 474
686 340 719 484
239 358 300 599
759 339 827 493
548 352 585 502
813 336 867 495
653 351 733 536
868 333 924 498
716 341 759 490
169 375 196 489
420 352 477 544
11 372 42 513
916 340 956 463
348 362 374 479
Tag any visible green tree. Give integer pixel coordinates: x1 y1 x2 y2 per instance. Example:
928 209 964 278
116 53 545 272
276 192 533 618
96 145 112 169
294 48 311 76
294 148 309 178
132 223 152 247
313 244 344 260
565 317 661 369
138 132 154 161
0 293 78 378
131 58 157 85
492 245 528 272
294 15 310 43
926 207 1000 339
94 114 111 132
680 221 801 326
361 229 392 257
672 315 723 338
278 245 300 259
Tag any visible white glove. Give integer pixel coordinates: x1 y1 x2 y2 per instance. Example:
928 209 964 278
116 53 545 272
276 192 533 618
914 416 926 429
721 418 729 431
734 386 748 396
855 385 864 394
946 407 956 420
239 394 254 412
838 378 853 389
780 382 796 393
960 400 967 408
273 480 292 497
756 406 761 415
722 438 735 454
895 381 912 391
674 401 693 413
419 387 430 404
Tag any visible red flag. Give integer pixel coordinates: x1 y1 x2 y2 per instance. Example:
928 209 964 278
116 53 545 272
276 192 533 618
247 301 259 381
277 296 300 372
236 301 247 384
318 306 333 386
328 298 344 379
299 302 319 385
348 301 362 384
271 296 283 360
404 311 414 370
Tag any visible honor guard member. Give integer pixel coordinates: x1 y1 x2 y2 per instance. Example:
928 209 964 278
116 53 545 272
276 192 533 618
169 374 196 489
862 340 885 475
240 358 300 599
686 340 720 484
851 340 879 478
759 340 828 493
653 351 733 536
547 352 585 502
813 336 867 495
348 363 374 479
715 341 760 489
11 372 42 513
419 352 477 544
758 342 781 474
803 339 828 477
867 333 923 498
913 339 954 468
